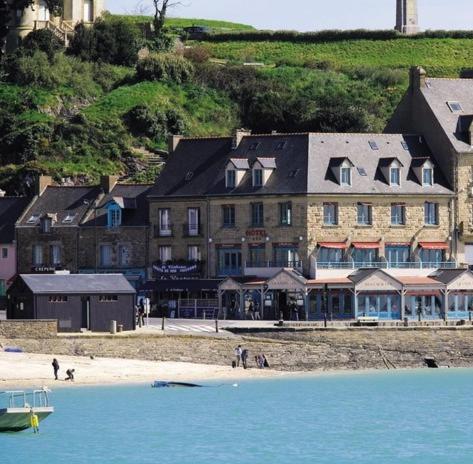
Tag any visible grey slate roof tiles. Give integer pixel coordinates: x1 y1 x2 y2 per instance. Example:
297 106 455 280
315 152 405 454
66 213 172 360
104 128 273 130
0 197 30 243
20 273 136 294
421 78 473 153
150 133 453 198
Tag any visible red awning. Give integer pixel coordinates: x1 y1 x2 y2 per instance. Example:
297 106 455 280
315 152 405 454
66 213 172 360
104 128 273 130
418 242 449 250
318 242 348 249
352 242 382 249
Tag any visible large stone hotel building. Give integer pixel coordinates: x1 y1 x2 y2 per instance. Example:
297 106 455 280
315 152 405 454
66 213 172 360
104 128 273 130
4 68 473 323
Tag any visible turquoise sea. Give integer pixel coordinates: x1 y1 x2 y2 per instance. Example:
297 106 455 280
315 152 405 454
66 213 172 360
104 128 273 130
2 369 473 464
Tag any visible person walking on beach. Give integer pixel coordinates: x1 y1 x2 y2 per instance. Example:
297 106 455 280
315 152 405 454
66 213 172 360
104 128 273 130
30 409 39 434
241 348 249 369
234 345 242 367
262 354 269 368
52 358 59 380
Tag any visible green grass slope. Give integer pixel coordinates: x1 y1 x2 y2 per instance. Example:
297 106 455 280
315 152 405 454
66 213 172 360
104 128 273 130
200 38 473 76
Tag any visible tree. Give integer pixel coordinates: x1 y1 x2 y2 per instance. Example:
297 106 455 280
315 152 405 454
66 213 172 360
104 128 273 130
151 0 182 37
0 0 63 54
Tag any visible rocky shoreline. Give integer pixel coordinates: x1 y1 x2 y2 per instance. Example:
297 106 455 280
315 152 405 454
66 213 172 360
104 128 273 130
2 327 473 372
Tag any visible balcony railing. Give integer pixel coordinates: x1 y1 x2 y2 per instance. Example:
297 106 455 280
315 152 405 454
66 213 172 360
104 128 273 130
182 223 202 237
315 261 458 270
245 261 303 270
154 224 174 238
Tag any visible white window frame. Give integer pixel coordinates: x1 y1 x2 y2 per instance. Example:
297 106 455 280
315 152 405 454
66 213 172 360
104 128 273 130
188 208 200 236
32 245 44 266
50 245 61 265
159 246 172 263
390 167 401 186
188 246 201 261
341 167 352 186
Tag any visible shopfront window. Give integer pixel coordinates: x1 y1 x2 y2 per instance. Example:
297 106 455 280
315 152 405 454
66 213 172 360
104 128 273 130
405 295 442 319
448 293 473 318
386 246 410 267
248 246 265 267
357 294 401 319
352 248 378 266
218 249 242 276
319 247 343 265
420 249 444 267
273 246 299 267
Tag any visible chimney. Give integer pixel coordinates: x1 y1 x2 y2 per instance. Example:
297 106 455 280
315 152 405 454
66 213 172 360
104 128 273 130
233 129 251 149
100 175 119 194
410 66 426 91
168 135 182 154
36 175 53 196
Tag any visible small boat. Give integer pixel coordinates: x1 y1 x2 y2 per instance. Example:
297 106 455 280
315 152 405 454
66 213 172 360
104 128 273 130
152 381 202 388
0 388 54 432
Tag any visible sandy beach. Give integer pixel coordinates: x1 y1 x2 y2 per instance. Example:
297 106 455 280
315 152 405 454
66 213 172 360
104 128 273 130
0 352 293 389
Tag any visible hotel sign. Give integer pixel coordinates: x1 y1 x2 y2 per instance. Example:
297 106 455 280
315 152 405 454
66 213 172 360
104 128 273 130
245 229 266 242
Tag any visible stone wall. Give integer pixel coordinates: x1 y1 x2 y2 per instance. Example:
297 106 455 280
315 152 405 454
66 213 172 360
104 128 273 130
4 328 473 371
0 320 57 339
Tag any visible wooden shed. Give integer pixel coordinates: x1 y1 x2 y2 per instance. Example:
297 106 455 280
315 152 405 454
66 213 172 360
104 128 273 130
7 274 136 332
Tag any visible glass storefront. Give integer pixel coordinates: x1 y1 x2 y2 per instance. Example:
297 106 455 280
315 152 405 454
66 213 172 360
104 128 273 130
405 294 442 319
448 293 473 319
356 293 401 320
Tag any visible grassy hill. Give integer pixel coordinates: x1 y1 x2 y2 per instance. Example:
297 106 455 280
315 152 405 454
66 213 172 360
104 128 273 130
199 37 473 76
1 14 472 192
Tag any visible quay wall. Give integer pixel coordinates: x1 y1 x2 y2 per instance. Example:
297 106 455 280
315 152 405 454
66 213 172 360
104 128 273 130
0 320 57 339
2 327 473 371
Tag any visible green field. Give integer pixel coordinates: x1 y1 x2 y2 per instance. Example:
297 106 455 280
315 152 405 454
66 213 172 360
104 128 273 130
199 38 473 76
111 15 255 32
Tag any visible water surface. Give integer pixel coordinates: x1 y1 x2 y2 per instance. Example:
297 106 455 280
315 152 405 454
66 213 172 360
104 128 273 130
2 369 473 464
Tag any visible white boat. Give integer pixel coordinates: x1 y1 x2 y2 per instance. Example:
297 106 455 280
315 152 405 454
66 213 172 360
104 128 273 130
0 388 54 432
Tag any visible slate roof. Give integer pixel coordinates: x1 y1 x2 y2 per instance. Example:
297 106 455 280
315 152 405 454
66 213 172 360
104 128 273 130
19 274 135 294
0 197 30 243
421 78 473 153
429 269 470 284
18 186 100 227
150 133 452 198
82 184 153 227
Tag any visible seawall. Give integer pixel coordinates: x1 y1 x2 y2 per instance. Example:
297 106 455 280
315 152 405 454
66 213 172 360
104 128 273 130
2 327 473 371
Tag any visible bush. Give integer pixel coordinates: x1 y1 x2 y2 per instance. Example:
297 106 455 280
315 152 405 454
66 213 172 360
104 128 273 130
124 105 186 139
68 19 140 66
184 46 211 63
136 54 194 83
21 29 64 61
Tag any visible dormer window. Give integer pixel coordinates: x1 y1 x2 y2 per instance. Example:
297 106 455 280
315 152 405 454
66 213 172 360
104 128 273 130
226 169 236 188
253 169 263 187
422 167 433 186
341 167 352 186
107 203 122 228
390 167 401 186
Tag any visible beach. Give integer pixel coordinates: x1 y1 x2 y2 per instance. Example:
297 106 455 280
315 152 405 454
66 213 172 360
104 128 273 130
0 351 291 389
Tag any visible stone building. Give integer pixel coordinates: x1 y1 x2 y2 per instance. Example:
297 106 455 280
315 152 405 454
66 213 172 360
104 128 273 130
147 130 457 320
15 176 151 289
79 177 152 288
16 176 99 274
5 0 105 51
386 67 473 269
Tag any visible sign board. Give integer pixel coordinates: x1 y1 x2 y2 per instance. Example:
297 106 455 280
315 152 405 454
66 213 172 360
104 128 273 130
267 270 306 291
153 262 201 277
356 271 402 292
448 272 473 291
246 229 266 241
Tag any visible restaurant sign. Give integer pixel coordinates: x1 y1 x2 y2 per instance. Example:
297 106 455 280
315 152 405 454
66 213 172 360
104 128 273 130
245 229 266 242
153 262 202 277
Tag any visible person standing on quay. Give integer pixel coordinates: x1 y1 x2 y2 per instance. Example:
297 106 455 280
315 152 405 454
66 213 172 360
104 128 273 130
52 358 59 380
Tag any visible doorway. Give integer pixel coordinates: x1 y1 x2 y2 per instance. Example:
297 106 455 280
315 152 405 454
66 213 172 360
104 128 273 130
38 0 50 21
81 297 90 330
84 0 93 22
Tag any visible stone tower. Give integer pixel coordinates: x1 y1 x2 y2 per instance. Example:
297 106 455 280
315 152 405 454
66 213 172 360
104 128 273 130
395 0 420 35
